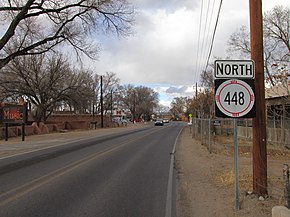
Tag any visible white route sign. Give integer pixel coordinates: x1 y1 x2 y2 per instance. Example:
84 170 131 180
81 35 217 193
214 60 255 79
215 79 255 117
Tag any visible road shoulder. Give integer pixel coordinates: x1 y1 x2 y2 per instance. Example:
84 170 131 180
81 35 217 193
175 126 280 217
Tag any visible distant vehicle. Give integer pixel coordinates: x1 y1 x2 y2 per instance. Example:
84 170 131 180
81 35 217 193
112 117 128 126
154 119 164 126
132 118 142 123
162 118 169 123
121 119 128 126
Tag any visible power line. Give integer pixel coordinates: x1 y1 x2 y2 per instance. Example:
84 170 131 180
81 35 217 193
203 0 223 73
194 0 223 83
198 0 212 76
194 0 204 83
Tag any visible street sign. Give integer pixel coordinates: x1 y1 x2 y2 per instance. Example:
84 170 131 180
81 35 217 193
214 60 255 79
215 79 255 118
214 59 256 211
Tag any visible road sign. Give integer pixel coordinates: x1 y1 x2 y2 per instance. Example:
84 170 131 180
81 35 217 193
215 79 255 118
214 60 255 79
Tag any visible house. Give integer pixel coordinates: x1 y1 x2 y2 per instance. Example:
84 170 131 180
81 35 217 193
265 81 290 127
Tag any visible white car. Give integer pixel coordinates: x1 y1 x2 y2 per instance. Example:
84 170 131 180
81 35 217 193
162 118 169 123
154 119 164 126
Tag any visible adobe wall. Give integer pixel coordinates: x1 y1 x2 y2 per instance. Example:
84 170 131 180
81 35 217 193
0 114 113 140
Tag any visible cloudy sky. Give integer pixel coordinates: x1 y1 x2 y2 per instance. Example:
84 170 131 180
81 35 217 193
85 0 289 106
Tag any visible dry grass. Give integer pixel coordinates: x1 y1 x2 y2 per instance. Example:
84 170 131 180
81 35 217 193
213 169 286 205
214 170 253 191
212 135 290 160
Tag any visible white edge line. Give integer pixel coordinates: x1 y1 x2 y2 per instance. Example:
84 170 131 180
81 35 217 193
0 137 93 160
165 126 184 217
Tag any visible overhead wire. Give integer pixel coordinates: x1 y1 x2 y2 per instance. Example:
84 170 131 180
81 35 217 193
198 0 212 78
194 0 204 84
203 0 223 73
202 0 217 72
194 0 223 84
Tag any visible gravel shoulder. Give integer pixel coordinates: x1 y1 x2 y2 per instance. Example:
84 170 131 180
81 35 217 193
175 126 289 217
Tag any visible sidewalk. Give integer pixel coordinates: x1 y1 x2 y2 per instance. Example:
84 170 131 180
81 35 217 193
0 123 151 159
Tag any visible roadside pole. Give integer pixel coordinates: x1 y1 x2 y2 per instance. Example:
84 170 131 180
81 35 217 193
100 75 104 128
249 0 268 196
233 118 239 210
208 119 211 154
214 60 256 211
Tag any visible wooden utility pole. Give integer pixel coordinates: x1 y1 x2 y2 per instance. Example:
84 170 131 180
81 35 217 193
100 75 104 128
249 0 268 196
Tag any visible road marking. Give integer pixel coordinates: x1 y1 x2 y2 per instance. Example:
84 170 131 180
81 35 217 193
165 127 183 217
0 128 163 207
0 126 153 160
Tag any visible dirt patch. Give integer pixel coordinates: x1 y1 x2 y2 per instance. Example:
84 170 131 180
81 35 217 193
175 127 289 217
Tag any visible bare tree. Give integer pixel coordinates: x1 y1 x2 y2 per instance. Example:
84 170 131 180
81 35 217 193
63 69 95 114
117 84 136 119
118 85 159 121
135 86 159 121
170 97 187 118
263 5 290 54
226 5 289 86
0 52 93 122
94 72 120 115
227 25 251 58
0 0 134 69
200 68 214 89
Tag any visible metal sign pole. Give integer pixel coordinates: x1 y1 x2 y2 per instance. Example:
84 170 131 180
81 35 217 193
234 118 240 210
22 123 25 141
5 123 8 141
214 59 256 211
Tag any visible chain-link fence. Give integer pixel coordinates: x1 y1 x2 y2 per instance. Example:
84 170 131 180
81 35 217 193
191 118 290 149
189 117 290 202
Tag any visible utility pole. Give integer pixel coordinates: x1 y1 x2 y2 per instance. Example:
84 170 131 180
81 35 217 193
249 0 268 196
195 83 198 118
111 89 113 118
100 75 104 128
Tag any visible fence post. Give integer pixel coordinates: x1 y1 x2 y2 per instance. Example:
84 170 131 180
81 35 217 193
208 119 211 154
192 118 197 138
283 164 290 208
191 118 195 138
200 119 203 143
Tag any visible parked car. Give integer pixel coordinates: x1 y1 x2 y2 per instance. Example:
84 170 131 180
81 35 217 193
121 119 128 126
112 117 128 126
154 119 164 126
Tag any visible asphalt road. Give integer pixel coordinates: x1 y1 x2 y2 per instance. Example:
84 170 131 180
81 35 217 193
0 122 184 217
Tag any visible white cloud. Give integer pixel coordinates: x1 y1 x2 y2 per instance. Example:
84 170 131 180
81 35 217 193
85 0 289 106
91 7 198 85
